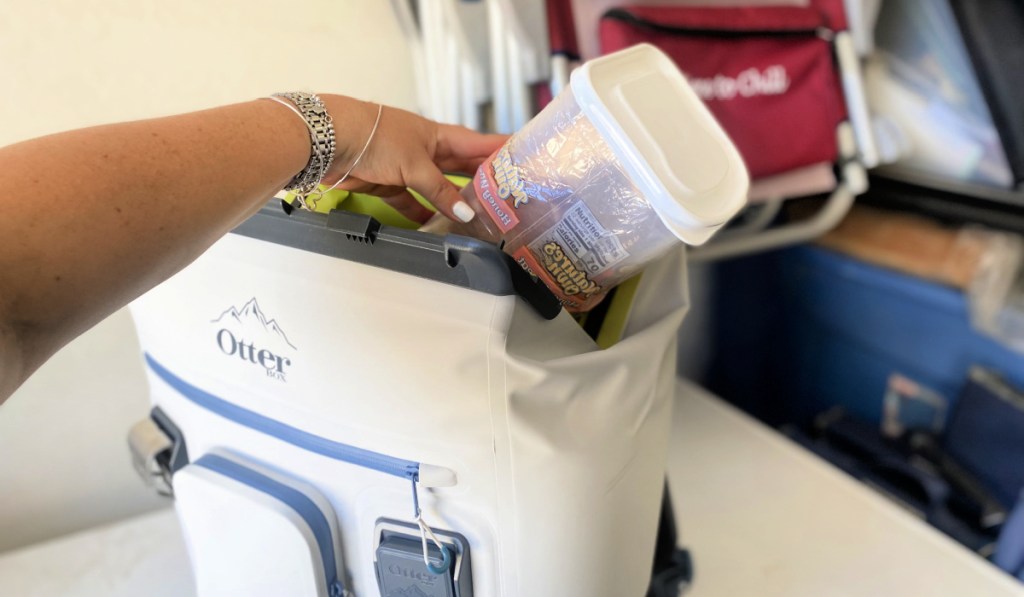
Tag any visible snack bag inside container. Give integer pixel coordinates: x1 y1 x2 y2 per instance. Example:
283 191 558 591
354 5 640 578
425 44 749 311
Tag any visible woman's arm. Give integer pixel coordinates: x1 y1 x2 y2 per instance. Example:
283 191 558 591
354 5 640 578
0 94 503 401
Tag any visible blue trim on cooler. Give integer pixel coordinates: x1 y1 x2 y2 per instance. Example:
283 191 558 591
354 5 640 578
194 453 345 596
144 353 420 481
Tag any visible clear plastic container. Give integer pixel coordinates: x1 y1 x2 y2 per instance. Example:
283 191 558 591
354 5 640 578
425 44 749 312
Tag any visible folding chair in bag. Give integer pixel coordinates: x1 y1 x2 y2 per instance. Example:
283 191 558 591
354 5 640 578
596 0 875 260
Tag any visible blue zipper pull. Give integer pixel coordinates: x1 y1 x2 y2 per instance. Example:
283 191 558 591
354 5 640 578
328 579 345 597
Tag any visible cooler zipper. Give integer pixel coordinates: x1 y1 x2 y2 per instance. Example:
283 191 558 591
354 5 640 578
603 8 834 41
144 353 421 482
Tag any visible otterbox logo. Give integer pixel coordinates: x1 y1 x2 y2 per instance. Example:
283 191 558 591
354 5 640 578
212 298 295 382
541 242 601 297
387 564 437 585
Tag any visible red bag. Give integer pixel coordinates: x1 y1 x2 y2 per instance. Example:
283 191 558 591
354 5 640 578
600 5 848 180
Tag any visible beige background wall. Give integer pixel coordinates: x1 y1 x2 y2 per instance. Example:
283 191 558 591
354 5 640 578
0 0 417 552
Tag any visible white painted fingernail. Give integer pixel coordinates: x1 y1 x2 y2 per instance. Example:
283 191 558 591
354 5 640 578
453 201 475 223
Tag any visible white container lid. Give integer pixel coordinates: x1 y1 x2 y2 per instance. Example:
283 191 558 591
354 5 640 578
570 44 749 246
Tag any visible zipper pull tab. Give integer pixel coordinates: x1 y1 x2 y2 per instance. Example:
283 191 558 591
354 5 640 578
418 464 457 488
409 477 454 575
417 514 453 575
328 580 347 597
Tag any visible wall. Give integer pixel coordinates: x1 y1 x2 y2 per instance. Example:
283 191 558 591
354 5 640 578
0 0 417 552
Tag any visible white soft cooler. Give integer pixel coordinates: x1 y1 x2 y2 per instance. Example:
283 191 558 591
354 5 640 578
129 200 690 596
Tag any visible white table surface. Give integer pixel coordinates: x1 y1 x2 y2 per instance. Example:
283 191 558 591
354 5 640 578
1 380 1020 597
670 382 1021 596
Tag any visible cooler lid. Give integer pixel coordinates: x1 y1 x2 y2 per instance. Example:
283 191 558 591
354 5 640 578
570 44 749 245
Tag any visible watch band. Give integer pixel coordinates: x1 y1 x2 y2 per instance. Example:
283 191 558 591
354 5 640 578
272 92 337 202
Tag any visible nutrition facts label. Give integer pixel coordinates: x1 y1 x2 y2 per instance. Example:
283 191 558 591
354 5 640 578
530 202 630 277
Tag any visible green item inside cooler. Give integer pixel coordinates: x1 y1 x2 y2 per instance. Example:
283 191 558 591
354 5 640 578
285 175 640 349
284 175 469 228
594 276 641 350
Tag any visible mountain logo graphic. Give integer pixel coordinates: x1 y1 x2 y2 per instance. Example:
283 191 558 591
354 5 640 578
212 298 296 350
212 298 295 382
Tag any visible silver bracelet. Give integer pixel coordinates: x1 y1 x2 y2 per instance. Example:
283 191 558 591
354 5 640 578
267 92 336 209
309 103 383 203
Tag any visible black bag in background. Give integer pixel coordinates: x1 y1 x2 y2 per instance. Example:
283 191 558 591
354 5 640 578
944 367 1024 510
949 0 1024 188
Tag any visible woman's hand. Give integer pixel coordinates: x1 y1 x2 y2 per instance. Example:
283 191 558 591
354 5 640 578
322 95 508 224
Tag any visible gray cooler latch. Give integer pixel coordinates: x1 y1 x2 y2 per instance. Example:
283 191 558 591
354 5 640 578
328 210 381 244
127 407 189 496
374 518 473 597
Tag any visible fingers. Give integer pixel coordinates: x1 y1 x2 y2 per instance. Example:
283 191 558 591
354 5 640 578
317 109 492 224
435 154 492 175
404 162 476 223
380 189 434 224
437 124 508 162
334 176 404 197
329 177 434 224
